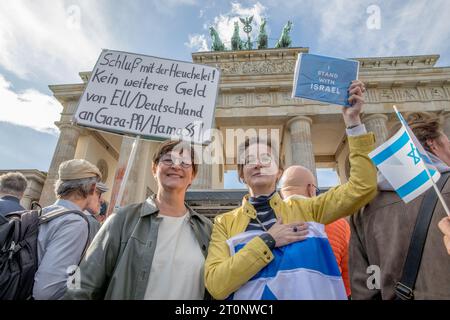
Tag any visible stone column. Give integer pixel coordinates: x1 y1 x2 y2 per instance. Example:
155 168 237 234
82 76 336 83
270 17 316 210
21 195 33 210
191 163 212 189
442 112 450 138
39 123 83 206
362 114 389 147
190 145 212 189
287 116 316 179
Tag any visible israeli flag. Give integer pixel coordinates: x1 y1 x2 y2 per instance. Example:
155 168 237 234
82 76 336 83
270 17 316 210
226 222 347 300
369 109 440 203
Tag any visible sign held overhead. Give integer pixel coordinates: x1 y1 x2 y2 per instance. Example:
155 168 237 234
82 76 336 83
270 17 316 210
292 53 359 107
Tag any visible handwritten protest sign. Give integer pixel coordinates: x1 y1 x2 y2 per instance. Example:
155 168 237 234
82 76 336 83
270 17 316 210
74 49 220 144
292 53 359 107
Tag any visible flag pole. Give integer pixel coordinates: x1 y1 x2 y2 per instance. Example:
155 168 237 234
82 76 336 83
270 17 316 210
393 106 450 217
113 135 141 213
420 162 450 217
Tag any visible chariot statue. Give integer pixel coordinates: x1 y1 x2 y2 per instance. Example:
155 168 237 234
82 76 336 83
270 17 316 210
231 21 244 50
257 18 268 49
275 20 293 48
209 26 225 51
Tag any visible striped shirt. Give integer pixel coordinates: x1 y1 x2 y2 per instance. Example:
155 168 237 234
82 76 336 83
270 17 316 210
246 191 277 231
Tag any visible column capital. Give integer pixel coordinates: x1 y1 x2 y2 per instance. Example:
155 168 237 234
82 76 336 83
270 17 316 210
361 113 389 147
287 115 313 128
441 111 450 119
361 113 389 123
55 122 86 135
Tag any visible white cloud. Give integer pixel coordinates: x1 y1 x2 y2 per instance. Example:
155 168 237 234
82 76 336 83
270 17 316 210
185 34 209 52
0 74 61 133
210 2 268 49
0 0 118 83
317 1 365 47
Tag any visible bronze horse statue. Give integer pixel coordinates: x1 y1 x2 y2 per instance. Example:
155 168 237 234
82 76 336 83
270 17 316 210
209 26 225 51
275 21 293 48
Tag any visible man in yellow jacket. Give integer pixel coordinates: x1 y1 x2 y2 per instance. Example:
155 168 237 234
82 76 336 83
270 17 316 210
205 80 377 300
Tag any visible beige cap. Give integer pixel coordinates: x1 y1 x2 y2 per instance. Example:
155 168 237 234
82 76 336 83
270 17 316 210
58 159 102 181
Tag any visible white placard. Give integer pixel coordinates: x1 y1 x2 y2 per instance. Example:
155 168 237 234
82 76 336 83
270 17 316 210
73 49 220 144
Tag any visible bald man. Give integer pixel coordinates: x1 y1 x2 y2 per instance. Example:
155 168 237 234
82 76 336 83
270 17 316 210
280 165 352 298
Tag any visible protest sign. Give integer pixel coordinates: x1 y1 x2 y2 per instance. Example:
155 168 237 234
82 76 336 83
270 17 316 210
291 53 359 107
74 49 220 144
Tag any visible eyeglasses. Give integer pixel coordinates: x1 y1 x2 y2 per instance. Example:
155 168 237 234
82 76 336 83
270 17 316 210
243 153 273 166
309 184 321 196
160 156 193 169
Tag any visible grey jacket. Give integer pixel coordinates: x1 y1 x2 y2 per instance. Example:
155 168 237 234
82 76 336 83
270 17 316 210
64 197 213 300
34 199 89 300
84 212 101 244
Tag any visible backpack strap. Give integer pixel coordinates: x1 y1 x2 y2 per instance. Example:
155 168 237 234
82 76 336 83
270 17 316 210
395 172 450 300
38 207 77 224
39 208 91 266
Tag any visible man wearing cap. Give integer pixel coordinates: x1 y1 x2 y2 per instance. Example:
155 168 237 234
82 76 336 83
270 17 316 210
84 181 108 243
33 159 102 300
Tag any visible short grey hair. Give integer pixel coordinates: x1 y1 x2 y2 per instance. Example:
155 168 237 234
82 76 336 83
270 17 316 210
0 172 28 197
54 176 99 199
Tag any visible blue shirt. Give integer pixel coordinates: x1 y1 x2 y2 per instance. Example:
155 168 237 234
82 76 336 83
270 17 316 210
33 199 89 300
0 195 25 216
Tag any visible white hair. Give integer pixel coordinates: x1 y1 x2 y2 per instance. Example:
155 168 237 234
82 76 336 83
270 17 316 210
54 177 99 199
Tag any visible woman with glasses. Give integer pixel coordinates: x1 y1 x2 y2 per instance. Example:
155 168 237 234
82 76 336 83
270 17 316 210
204 80 378 300
65 140 212 300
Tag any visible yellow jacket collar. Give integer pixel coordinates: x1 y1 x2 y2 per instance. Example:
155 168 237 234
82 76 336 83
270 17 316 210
241 191 283 219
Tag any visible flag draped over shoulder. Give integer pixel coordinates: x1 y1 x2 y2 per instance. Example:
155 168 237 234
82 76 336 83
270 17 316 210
226 222 347 300
369 109 440 203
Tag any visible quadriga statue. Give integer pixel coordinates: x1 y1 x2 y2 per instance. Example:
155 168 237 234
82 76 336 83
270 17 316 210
275 21 293 48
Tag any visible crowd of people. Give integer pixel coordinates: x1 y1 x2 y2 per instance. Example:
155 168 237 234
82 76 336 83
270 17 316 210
1 80 450 300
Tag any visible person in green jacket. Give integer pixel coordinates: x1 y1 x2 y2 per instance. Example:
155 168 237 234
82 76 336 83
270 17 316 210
65 140 212 300
205 80 378 300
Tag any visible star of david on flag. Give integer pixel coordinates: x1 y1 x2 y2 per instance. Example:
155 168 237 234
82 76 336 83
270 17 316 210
369 108 440 203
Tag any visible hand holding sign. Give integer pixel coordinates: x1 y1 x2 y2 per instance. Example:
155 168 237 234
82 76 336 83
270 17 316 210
342 80 366 127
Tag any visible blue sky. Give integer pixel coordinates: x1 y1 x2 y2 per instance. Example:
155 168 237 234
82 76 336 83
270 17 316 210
0 0 449 186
